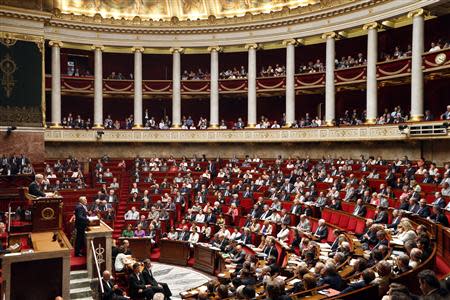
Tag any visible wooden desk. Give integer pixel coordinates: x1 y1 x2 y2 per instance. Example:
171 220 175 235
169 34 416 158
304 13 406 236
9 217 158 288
159 239 190 266
193 243 219 275
1 230 71 300
118 237 152 261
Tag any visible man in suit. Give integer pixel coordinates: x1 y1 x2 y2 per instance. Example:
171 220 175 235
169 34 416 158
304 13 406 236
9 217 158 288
318 263 344 291
339 269 375 294
225 245 246 267
408 198 420 214
128 263 154 299
353 198 367 217
417 199 431 218
373 206 389 224
313 219 328 241
28 174 46 197
429 205 449 227
205 210 216 224
373 230 389 250
178 226 190 241
106 189 118 204
259 205 272 220
290 199 302 215
101 270 128 300
386 209 402 229
239 228 252 245
211 234 229 251
142 259 172 299
263 238 279 261
432 192 446 209
249 204 262 219
75 196 89 257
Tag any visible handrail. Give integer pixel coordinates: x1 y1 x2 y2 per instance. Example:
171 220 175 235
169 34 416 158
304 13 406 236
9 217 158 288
91 239 104 295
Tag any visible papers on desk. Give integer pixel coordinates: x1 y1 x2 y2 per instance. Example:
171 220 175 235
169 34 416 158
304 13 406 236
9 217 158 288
277 276 287 281
209 246 221 251
289 278 301 285
318 288 341 297
391 238 404 246
318 242 331 249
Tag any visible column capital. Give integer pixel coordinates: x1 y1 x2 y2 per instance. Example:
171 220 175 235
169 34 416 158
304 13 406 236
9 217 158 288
244 43 259 50
407 8 428 18
49 40 63 48
170 47 184 54
321 32 337 40
282 39 297 47
91 45 104 51
363 22 381 31
207 46 223 53
131 46 145 53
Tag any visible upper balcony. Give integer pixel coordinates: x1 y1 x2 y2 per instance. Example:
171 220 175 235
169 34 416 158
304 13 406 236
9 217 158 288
44 48 450 96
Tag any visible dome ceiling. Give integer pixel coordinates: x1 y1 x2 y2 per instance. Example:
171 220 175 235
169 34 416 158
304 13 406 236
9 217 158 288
55 0 319 21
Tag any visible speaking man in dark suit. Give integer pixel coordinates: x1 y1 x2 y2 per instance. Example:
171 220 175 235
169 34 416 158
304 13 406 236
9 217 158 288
75 196 89 257
28 174 46 197
142 259 172 299
353 199 367 217
101 270 128 300
129 263 154 299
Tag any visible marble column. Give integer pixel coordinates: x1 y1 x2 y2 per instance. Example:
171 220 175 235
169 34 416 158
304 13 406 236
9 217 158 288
364 23 379 123
322 32 336 125
170 48 183 128
49 41 63 127
208 46 222 128
133 47 144 128
245 43 258 127
283 39 297 127
92 45 104 128
409 9 425 121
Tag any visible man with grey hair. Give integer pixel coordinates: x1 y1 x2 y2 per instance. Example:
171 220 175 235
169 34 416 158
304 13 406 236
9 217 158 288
74 196 89 256
28 173 46 197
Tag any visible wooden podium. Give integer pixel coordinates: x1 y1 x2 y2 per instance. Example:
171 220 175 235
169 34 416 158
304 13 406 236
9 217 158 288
1 230 72 300
159 239 190 266
31 197 63 232
193 244 219 275
86 220 113 279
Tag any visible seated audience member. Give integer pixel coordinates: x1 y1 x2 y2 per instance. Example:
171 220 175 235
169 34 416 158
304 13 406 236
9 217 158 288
134 224 146 238
318 263 344 291
142 259 172 299
313 219 328 241
417 269 449 299
429 205 449 227
372 260 393 297
409 248 423 268
128 262 154 299
122 224 134 238
101 270 128 300
124 207 139 220
340 269 376 294
393 254 412 275
114 247 128 272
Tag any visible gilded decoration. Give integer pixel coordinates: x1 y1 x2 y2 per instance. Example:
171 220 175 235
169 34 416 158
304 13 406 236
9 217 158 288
0 105 42 126
0 53 16 98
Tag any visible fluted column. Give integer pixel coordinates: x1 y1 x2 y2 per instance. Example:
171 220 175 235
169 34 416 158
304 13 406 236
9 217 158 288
322 32 336 125
283 39 297 127
364 23 379 123
170 48 183 128
92 45 104 128
49 41 63 127
133 47 144 128
245 43 258 127
208 46 222 128
408 9 425 121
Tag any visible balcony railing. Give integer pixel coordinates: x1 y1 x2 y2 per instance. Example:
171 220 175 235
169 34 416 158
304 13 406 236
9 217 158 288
45 48 450 95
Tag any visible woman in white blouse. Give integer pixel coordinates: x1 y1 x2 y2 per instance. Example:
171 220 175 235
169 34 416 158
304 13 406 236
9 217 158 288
396 220 417 243
277 223 290 242
195 210 206 223
188 227 200 244
260 220 273 236
229 227 242 241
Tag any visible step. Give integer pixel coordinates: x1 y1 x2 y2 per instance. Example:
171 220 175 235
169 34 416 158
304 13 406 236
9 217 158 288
70 287 92 299
70 270 88 280
70 277 91 289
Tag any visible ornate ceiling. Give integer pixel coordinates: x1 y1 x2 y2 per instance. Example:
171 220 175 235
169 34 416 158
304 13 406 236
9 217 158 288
54 0 319 21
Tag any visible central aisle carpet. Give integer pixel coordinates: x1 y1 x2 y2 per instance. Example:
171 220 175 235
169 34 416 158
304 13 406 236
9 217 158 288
151 262 213 299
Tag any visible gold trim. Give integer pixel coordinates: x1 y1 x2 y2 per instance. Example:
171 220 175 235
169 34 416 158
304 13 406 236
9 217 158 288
207 46 223 53
131 47 145 53
133 124 143 129
365 118 376 124
321 32 337 40
171 124 181 128
49 40 63 48
208 124 219 129
407 8 425 19
363 22 380 31
50 123 62 128
244 43 259 50
282 39 297 47
91 45 104 51
409 115 424 122
93 123 103 128
246 124 256 128
169 47 184 54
